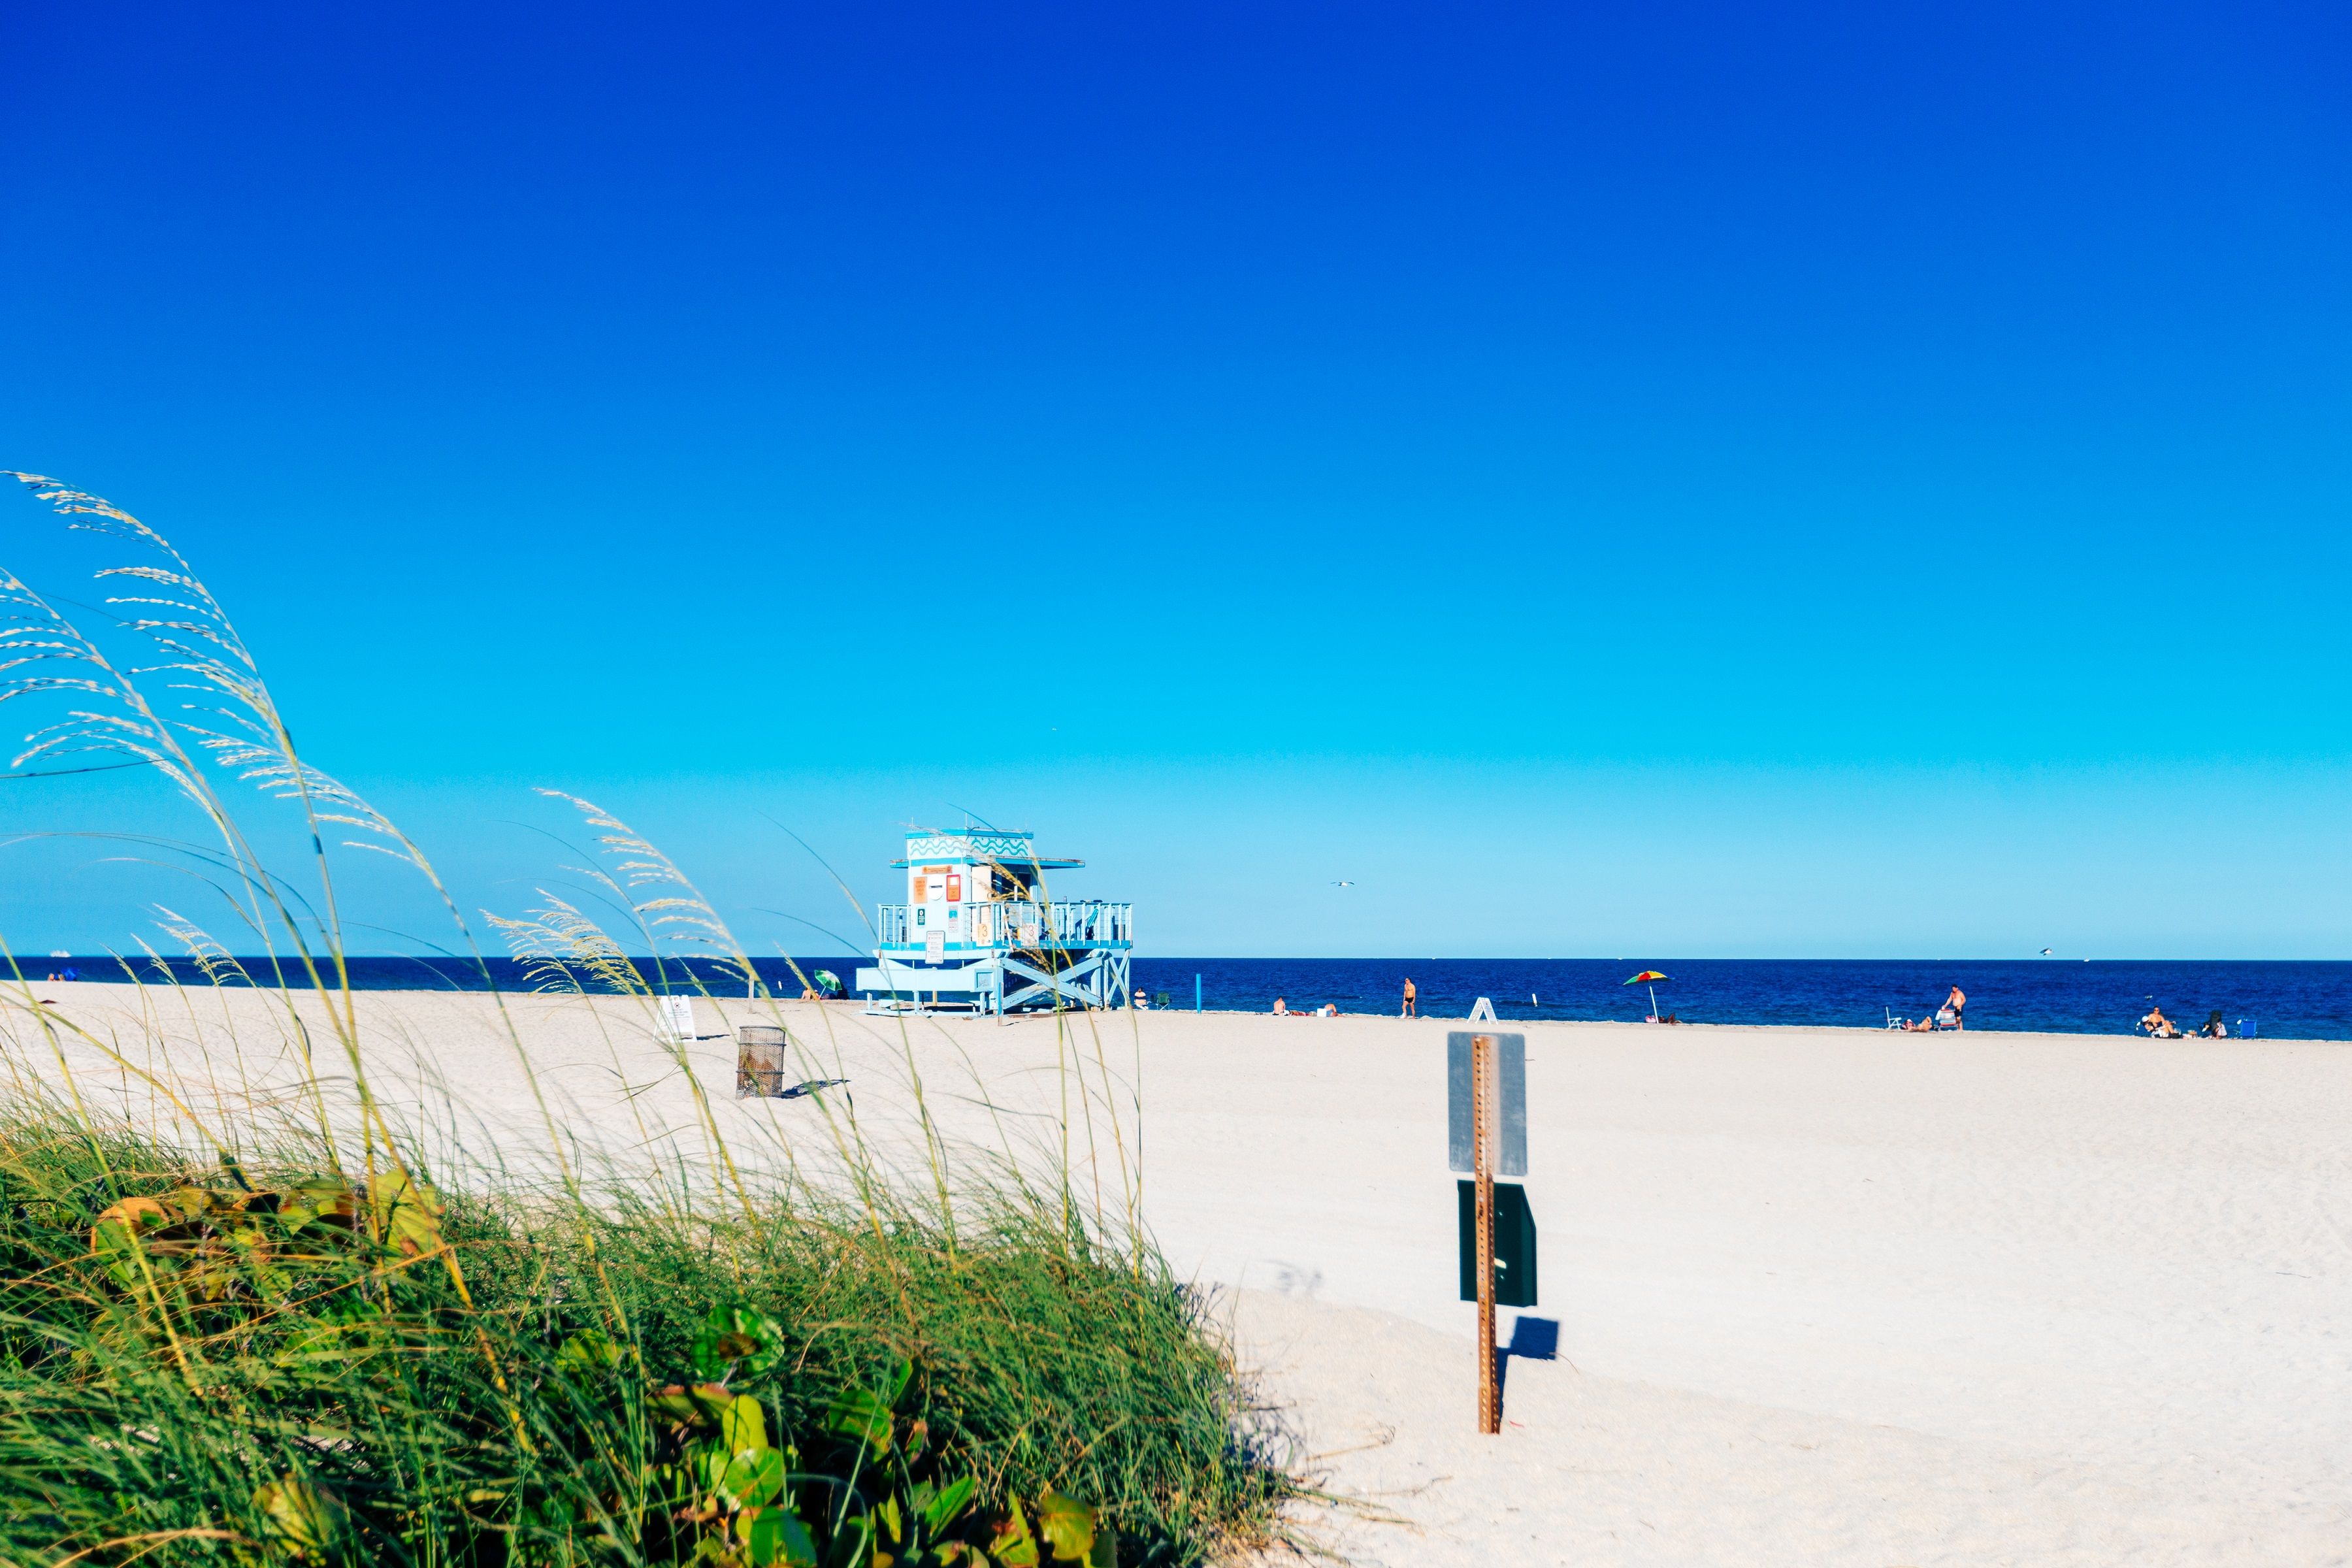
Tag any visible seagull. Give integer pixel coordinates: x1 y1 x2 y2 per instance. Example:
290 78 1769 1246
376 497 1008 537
1331 880 1356 887
2040 947 2053 956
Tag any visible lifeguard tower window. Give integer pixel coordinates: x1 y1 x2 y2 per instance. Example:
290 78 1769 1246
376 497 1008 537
854 828 1134 1016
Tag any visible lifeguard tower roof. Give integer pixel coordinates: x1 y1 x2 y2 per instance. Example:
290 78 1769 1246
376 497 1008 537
890 829 1082 873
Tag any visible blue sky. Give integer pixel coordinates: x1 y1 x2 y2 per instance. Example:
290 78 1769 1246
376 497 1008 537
3 3 2349 958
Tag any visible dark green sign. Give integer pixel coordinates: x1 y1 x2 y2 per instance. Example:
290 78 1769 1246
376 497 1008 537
1456 1180 1539 1308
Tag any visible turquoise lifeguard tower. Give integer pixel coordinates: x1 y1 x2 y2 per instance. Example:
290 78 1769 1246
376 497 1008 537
855 828 1134 1014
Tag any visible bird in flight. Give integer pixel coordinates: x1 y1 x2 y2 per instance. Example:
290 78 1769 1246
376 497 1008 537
2040 947 2053 956
1331 880 1356 887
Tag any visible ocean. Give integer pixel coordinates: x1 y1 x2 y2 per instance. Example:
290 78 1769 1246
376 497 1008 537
25 955 2352 1040
1135 958 2352 1039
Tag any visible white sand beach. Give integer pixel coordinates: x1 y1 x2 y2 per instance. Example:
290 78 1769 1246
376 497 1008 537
8 986 2349 1565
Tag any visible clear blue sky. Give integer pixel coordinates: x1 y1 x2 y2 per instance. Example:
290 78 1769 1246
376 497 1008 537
4 3 2349 958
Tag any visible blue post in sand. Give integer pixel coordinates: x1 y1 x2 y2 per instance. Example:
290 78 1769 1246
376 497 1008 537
1195 973 1202 1013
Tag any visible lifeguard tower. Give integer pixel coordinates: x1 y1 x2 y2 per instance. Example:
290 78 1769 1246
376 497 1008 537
855 828 1134 1015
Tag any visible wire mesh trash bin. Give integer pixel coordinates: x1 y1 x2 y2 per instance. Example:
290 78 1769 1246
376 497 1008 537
737 1024 787 1097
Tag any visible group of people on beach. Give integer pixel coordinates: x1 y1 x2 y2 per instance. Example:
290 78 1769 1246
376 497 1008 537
2140 1005 2229 1039
1893 985 1967 1032
1267 977 1419 1019
1890 987 2234 1037
1268 979 2238 1038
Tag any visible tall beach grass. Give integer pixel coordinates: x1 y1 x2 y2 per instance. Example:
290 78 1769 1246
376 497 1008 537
0 474 1292 1565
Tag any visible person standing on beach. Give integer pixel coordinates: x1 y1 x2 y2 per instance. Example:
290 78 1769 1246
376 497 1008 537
1401 977 1417 1017
1946 984 1966 1030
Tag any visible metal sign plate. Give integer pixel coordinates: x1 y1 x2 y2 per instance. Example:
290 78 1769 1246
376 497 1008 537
1458 1179 1539 1307
1446 1031 1526 1175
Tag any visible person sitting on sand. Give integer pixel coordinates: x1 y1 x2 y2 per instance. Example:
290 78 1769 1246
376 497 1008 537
2198 1010 2228 1038
1272 997 1288 1015
2140 1005 2181 1038
1318 1003 1337 1017
1902 1013 1936 1032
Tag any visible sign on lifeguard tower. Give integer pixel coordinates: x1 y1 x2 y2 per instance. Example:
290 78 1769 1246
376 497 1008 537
855 828 1134 1015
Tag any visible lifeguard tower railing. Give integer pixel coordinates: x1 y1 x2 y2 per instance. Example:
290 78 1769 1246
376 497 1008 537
874 901 1132 949
864 900 1134 1014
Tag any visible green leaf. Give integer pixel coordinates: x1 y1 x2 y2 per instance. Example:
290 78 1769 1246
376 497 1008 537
743 1505 819 1567
1035 1493 1095 1565
919 1475 976 1539
278 1177 358 1232
721 1392 770 1456
253 1474 348 1562
651 1381 738 1428
693 1302 789 1380
987 1501 1039 1568
553 1328 623 1378
825 1512 874 1568
367 1169 444 1257
721 1446 787 1509
822 1385 894 1456
88 1196 167 1286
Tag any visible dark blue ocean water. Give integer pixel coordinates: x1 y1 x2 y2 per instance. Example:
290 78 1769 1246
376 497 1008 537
29 954 2352 1040
1139 959 2352 1039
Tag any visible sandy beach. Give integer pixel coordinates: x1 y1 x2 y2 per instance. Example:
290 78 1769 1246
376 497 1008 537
8 985 2348 1565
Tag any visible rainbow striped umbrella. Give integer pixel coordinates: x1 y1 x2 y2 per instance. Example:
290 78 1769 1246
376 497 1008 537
1623 970 1669 1020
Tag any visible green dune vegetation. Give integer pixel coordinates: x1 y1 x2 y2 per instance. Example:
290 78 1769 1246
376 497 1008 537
0 476 1291 1565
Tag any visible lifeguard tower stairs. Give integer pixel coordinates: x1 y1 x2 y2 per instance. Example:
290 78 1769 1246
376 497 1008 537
855 829 1134 1015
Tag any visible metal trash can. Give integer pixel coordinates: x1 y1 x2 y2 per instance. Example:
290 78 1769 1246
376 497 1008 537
736 1024 787 1098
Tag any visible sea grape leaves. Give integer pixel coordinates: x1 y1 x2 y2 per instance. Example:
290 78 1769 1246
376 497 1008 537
1035 1492 1097 1564
741 1505 819 1567
691 1301 788 1381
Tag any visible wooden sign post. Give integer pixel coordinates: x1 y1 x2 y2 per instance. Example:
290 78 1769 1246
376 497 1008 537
1449 1006 1528 1437
1471 1030 1499 1434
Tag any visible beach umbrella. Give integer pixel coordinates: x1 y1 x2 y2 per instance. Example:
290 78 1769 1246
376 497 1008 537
1624 970 1669 1021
